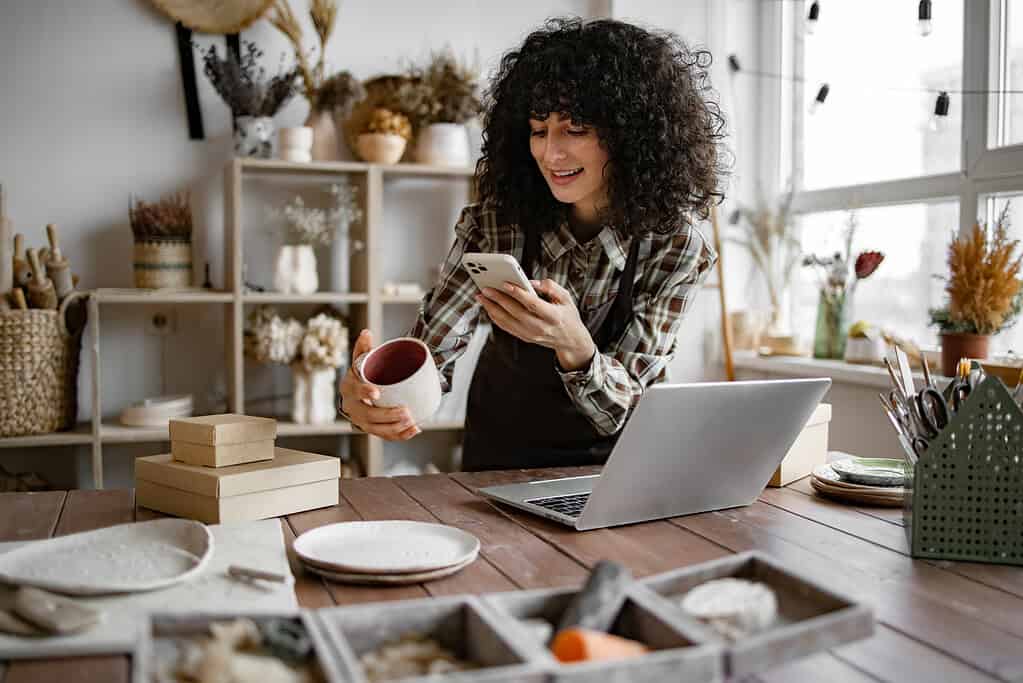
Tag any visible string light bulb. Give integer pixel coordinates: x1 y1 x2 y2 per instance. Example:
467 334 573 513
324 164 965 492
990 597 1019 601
806 1 820 34
728 55 741 74
930 91 950 132
918 0 933 36
809 83 829 114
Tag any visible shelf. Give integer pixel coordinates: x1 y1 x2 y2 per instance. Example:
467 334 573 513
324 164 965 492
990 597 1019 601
94 288 234 304
732 351 946 390
100 422 168 443
380 293 425 304
0 423 93 448
242 292 370 304
380 163 475 178
236 157 476 179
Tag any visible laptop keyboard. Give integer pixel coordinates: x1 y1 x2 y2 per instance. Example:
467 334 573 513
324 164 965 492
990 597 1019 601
526 493 591 518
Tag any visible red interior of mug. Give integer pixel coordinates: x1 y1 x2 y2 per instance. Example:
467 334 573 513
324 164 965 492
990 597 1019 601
362 340 427 385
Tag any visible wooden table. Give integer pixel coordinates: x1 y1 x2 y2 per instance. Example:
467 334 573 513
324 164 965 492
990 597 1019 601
1 467 1021 682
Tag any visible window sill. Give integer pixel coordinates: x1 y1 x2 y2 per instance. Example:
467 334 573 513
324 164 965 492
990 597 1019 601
732 351 936 390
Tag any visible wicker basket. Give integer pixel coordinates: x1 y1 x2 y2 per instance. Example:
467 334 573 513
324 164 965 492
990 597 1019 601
0 292 88 437
133 239 192 288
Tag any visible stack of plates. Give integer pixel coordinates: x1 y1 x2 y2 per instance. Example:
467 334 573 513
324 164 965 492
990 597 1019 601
119 394 194 427
810 456 906 507
292 521 480 585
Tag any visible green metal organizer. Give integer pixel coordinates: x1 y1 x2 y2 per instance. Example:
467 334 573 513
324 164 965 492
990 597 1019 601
903 375 1023 566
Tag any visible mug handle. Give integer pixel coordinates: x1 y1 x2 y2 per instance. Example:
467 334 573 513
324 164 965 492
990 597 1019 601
351 352 376 407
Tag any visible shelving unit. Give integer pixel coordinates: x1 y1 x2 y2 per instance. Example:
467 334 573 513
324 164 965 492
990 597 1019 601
0 158 475 488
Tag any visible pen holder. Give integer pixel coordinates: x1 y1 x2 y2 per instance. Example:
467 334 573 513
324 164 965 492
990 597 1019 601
903 375 1023 566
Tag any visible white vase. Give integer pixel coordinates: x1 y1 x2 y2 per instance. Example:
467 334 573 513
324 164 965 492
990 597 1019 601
291 365 338 424
305 108 341 161
279 126 313 162
414 123 470 166
273 245 318 294
234 116 274 158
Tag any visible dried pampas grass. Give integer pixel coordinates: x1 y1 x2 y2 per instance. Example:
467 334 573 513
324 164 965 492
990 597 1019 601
129 191 192 241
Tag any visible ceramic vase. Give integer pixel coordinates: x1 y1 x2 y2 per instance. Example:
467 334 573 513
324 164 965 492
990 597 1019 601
356 133 406 164
305 109 341 161
291 365 338 424
812 289 851 360
273 245 318 295
414 123 470 166
234 116 274 158
279 126 313 162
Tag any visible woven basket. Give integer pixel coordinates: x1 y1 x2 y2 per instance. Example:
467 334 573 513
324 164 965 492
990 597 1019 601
134 239 193 288
0 292 88 437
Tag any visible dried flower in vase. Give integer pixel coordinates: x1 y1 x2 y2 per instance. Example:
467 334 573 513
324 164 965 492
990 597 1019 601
317 71 367 119
329 177 364 236
400 48 481 130
196 40 299 119
801 211 884 305
300 313 348 371
129 191 192 242
244 305 304 364
267 180 363 247
929 204 1023 336
363 108 413 140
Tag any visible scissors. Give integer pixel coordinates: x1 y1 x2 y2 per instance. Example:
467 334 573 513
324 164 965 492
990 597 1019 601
945 358 976 411
878 393 928 462
909 386 950 439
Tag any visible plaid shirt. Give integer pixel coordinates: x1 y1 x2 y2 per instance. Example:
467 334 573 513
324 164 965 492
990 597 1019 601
408 204 717 436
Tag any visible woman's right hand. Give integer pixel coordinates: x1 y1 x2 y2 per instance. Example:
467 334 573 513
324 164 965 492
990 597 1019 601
339 330 421 441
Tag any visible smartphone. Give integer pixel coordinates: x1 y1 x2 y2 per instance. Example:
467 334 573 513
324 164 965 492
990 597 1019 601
461 252 537 297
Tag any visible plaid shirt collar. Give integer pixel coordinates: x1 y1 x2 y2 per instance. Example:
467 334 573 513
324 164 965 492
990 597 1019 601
541 221 631 271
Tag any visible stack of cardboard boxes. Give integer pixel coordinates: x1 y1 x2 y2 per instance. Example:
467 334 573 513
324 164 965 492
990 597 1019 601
134 414 340 524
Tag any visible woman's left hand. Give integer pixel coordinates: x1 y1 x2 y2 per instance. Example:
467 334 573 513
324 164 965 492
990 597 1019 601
476 279 596 371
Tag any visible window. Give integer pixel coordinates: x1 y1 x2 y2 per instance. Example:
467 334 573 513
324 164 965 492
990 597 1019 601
980 192 1023 354
991 1 1023 146
800 0 963 189
794 202 958 348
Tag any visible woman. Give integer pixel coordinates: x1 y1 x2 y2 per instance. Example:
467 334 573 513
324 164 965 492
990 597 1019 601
340 17 727 471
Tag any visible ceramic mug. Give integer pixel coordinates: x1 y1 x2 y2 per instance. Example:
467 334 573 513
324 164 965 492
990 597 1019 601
354 337 442 424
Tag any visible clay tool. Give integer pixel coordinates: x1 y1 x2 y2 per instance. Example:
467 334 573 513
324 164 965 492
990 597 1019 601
13 587 102 635
227 565 287 584
0 293 9 312
25 248 57 309
11 287 27 310
556 560 632 633
44 224 74 298
12 233 31 289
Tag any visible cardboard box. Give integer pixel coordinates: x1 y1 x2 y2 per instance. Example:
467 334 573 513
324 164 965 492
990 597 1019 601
768 403 831 487
171 438 275 468
135 447 340 524
168 414 276 446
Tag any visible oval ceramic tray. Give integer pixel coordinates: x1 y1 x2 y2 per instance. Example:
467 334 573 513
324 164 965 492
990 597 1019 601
293 520 480 574
829 457 906 487
0 518 213 595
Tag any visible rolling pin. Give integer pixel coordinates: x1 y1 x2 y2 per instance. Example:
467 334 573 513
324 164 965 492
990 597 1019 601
26 248 57 309
11 287 27 310
12 234 31 289
44 224 74 298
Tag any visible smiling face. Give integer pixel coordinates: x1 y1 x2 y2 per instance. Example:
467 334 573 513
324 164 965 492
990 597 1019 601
528 112 610 225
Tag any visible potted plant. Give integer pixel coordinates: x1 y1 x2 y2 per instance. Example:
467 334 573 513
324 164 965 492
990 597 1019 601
929 205 1023 377
197 40 299 157
356 108 413 164
802 211 885 359
269 0 366 160
402 49 481 166
129 191 193 289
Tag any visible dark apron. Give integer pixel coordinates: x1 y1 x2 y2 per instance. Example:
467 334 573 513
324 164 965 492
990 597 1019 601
462 226 641 472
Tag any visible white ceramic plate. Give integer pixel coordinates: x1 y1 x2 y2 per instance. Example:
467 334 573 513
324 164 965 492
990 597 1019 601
293 521 480 574
301 550 477 585
0 518 213 596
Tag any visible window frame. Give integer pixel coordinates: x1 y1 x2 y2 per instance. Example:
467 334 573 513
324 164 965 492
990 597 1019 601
766 1 1023 236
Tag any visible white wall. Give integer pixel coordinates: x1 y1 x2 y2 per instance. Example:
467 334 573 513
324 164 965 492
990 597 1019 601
0 0 757 487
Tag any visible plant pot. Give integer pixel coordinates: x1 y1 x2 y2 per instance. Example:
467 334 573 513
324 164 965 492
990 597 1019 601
273 245 318 295
355 133 406 164
844 335 886 364
233 116 274 158
291 365 338 424
940 332 989 377
304 109 341 161
414 123 469 166
133 239 192 289
278 126 313 163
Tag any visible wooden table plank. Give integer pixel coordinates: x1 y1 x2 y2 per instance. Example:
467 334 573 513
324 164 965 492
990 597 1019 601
452 468 732 575
671 508 1017 681
288 490 430 605
6 490 133 683
340 477 518 596
0 492 65 541
757 650 880 683
761 486 1023 598
279 519 336 609
784 478 904 525
394 474 590 589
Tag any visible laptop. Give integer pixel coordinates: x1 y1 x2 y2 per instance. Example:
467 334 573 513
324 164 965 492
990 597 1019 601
478 378 831 531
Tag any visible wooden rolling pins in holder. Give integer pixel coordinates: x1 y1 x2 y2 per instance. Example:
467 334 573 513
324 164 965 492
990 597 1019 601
2 223 78 311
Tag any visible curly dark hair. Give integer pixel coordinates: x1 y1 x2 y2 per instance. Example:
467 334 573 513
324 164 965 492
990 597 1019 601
475 17 728 238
